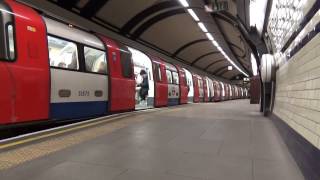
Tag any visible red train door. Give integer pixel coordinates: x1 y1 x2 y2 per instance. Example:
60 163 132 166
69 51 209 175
0 1 50 125
203 78 209 102
176 65 188 104
98 36 135 112
192 74 200 103
151 57 168 107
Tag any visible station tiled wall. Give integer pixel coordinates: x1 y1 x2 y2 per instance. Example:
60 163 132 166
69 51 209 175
273 34 320 150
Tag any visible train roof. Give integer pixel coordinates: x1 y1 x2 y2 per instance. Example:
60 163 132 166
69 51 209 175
43 17 105 50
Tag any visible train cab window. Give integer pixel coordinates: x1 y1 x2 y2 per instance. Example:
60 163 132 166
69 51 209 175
48 36 79 70
119 44 133 78
172 72 179 85
0 2 15 61
166 70 173 84
84 46 107 74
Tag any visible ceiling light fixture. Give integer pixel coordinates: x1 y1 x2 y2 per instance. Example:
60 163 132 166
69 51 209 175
206 33 214 40
178 0 189 7
187 9 199 21
180 0 249 77
198 22 208 33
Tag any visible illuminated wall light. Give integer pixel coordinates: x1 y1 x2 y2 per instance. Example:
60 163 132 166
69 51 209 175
206 33 214 40
187 9 199 21
198 22 208 32
178 0 189 7
228 66 233 70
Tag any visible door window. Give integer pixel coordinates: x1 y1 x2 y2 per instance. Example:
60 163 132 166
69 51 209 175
119 44 133 78
48 36 79 70
166 70 173 84
172 72 179 85
84 46 107 74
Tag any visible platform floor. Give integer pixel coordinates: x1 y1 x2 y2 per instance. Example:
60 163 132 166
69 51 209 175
0 100 304 180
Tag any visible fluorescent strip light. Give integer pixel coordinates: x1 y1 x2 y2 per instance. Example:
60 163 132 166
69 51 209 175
206 33 214 40
198 22 208 33
217 46 223 52
212 40 219 47
178 0 189 7
187 9 199 21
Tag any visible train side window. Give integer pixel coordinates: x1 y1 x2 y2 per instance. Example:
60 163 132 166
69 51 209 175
119 45 133 78
172 72 179 85
166 70 173 84
84 46 107 74
48 36 79 70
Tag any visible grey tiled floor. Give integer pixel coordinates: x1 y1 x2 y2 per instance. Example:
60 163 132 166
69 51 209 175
0 100 304 180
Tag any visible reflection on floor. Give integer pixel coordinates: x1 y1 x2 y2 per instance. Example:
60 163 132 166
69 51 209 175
0 100 304 180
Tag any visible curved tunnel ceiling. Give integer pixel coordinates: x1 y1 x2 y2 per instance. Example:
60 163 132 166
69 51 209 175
43 0 252 80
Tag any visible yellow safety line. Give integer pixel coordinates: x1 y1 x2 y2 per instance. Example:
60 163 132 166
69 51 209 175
0 115 128 150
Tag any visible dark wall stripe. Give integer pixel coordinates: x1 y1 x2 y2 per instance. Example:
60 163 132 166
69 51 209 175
190 51 220 66
121 0 179 35
172 39 209 57
204 59 225 71
288 22 320 59
80 0 110 18
270 114 320 180
212 66 228 75
281 1 320 52
131 8 185 39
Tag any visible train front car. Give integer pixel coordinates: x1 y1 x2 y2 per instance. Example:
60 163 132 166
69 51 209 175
151 56 168 107
165 62 180 106
45 17 109 120
0 0 50 125
184 68 194 103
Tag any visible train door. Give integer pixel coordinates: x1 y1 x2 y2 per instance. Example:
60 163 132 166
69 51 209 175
98 36 135 112
213 81 221 101
203 78 209 102
129 47 154 110
229 85 233 100
184 68 194 103
0 1 50 124
165 63 180 106
193 74 200 103
198 76 204 102
176 65 188 104
151 57 168 107
220 82 225 101
208 78 214 102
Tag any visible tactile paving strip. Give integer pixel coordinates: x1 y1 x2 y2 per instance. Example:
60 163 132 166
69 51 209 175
0 113 154 171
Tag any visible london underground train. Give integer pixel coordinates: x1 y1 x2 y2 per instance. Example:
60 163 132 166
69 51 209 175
0 0 247 127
